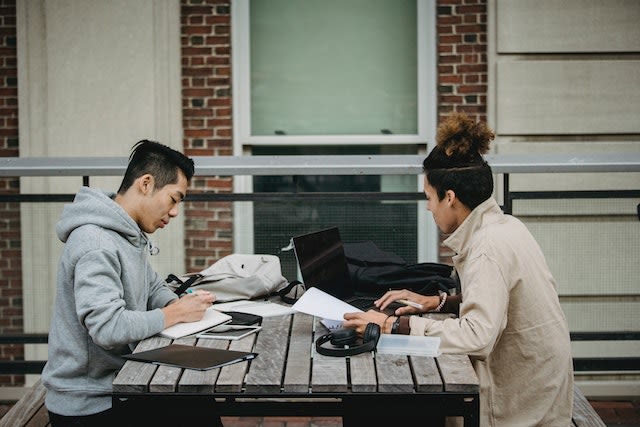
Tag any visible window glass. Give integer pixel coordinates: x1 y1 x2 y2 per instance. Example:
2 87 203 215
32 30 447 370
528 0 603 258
250 0 418 136
252 146 420 279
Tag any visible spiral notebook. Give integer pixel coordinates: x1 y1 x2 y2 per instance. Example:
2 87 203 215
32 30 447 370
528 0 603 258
123 344 258 370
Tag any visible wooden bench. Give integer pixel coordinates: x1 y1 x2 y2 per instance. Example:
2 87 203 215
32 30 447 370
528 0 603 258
573 386 607 427
0 379 607 427
0 379 49 427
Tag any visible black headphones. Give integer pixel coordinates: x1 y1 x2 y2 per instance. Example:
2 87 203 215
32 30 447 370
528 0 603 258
315 323 380 357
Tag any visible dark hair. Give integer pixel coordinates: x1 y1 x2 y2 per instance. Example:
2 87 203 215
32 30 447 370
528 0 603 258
117 139 195 194
422 112 495 210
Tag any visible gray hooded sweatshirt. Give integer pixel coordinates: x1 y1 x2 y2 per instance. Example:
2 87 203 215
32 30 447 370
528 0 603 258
42 186 177 416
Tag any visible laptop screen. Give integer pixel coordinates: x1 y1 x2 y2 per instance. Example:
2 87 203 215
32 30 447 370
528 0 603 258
292 227 354 299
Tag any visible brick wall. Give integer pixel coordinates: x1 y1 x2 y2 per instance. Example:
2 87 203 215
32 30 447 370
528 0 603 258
437 0 488 124
436 0 488 263
0 0 23 386
181 0 234 271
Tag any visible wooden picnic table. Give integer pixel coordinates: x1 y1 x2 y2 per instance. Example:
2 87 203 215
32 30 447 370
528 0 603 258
112 310 479 426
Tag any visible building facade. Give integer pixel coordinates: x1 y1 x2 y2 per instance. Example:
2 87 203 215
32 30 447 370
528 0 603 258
1 0 639 396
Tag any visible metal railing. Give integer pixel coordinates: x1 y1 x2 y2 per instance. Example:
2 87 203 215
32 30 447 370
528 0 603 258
1 153 639 376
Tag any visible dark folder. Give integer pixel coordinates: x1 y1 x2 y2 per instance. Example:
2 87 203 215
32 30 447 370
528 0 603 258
123 344 258 371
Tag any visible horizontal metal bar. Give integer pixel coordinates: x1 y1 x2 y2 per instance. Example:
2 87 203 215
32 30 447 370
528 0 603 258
510 190 640 200
1 153 639 177
184 192 425 202
486 153 640 174
0 334 48 344
0 194 75 203
0 361 46 374
573 357 640 372
570 332 640 341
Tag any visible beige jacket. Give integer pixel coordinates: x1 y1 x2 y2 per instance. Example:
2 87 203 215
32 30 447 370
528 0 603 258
410 198 574 426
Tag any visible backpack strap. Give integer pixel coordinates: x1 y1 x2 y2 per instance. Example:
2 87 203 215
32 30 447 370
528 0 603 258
166 273 204 296
276 280 305 304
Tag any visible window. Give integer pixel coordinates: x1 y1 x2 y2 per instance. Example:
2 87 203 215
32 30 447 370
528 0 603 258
231 0 438 264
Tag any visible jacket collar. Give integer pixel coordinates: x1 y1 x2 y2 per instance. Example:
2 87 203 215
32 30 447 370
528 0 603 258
444 197 503 256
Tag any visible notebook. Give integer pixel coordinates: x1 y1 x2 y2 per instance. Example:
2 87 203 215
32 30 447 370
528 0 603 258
123 344 257 370
159 306 232 339
292 227 379 311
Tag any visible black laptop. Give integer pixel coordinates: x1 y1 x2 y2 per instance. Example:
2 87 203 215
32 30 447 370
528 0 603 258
292 227 391 312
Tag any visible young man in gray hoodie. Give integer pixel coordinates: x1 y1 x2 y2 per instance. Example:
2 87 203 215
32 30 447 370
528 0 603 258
41 140 221 426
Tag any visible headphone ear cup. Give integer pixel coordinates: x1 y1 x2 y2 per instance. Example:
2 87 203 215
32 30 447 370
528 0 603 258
329 328 358 346
363 322 381 345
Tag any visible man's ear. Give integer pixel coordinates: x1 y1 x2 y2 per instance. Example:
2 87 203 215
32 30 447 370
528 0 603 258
445 189 456 205
137 174 155 195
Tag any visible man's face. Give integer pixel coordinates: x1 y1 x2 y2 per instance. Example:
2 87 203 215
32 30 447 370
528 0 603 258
423 175 457 235
139 171 188 234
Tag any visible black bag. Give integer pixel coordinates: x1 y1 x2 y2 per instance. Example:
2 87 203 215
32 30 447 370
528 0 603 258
343 241 458 297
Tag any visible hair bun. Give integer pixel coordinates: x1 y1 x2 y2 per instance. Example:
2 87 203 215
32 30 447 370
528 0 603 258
436 112 494 158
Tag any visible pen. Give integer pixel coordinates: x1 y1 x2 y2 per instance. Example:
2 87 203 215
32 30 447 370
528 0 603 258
397 299 423 310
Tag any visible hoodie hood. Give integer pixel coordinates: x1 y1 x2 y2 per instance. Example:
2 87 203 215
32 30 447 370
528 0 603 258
56 186 149 250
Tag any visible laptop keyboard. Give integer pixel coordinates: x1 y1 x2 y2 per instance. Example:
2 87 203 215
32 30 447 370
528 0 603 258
346 297 403 315
347 297 378 311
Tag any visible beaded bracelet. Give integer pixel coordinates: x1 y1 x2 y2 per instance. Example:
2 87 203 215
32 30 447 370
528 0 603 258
435 293 447 312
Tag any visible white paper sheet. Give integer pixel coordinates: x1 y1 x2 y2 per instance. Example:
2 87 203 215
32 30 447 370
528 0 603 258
291 287 363 321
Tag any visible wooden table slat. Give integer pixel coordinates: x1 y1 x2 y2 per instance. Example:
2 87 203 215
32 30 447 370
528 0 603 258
374 353 415 393
311 319 348 393
244 314 293 393
177 338 226 393
283 313 314 393
149 336 195 393
214 332 258 393
410 355 444 392
349 350 377 393
437 353 479 392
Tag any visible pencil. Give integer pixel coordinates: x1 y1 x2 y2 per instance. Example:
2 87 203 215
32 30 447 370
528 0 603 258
397 299 423 310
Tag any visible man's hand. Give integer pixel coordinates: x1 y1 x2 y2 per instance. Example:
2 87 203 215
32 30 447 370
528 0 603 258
162 290 216 327
343 310 389 335
374 289 440 315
